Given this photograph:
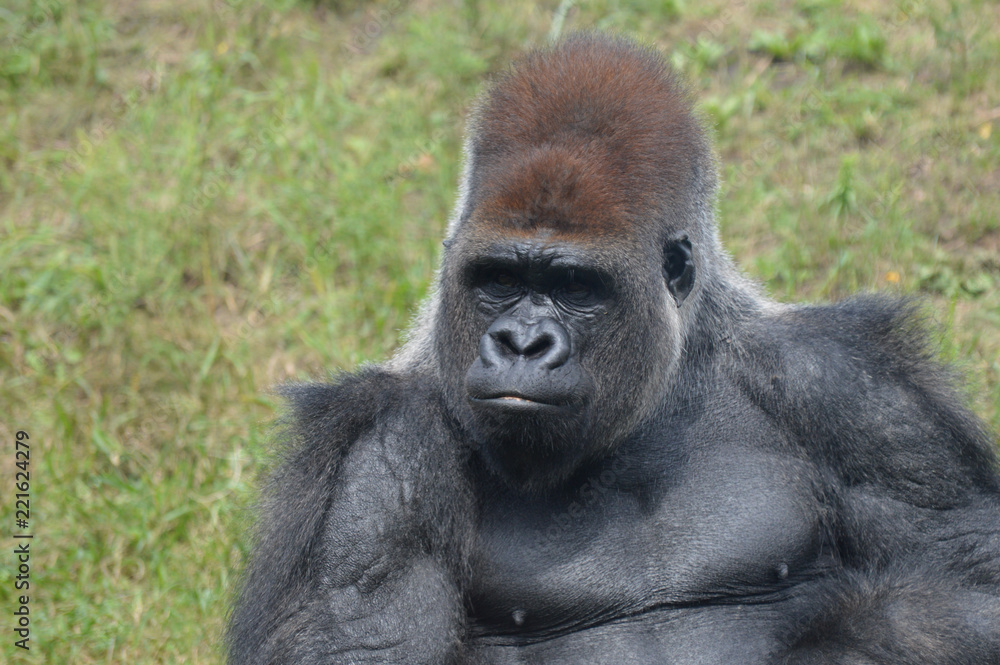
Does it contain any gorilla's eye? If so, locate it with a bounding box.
[494,271,519,289]
[556,276,601,308]
[478,269,523,300]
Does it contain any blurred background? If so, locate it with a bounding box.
[0,0,997,662]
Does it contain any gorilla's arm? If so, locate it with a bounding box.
[779,564,1000,664]
[226,371,472,665]
[736,296,1000,662]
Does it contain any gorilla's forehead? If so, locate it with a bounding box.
[470,145,655,239]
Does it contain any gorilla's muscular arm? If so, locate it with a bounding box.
[780,566,1000,664]
[737,297,1000,661]
[226,371,470,665]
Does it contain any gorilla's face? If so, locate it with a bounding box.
[436,232,695,492]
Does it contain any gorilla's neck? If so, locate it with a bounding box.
[679,249,764,360]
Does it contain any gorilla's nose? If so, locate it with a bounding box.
[483,318,571,369]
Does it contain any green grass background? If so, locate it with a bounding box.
[1,0,998,662]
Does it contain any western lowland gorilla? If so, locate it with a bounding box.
[227,34,1000,664]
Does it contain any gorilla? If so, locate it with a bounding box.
[227,34,1000,664]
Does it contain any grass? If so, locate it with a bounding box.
[0,0,997,662]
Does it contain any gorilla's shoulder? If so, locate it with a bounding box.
[270,366,449,485]
[740,295,934,381]
[732,295,999,503]
[280,366,436,434]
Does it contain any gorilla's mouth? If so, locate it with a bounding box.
[469,394,567,411]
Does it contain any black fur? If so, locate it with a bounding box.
[227,372,474,664]
[227,35,1000,664]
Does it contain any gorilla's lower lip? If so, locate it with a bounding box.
[469,395,568,411]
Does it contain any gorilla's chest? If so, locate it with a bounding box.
[467,446,826,637]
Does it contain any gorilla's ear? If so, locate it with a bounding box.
[663,237,695,307]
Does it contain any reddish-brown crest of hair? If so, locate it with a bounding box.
[466,33,711,241]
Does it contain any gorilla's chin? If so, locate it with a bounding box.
[468,403,595,493]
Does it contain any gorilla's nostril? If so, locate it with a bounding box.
[522,333,554,359]
[491,329,520,356]
[531,321,571,369]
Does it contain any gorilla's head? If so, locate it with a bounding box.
[427,35,720,492]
